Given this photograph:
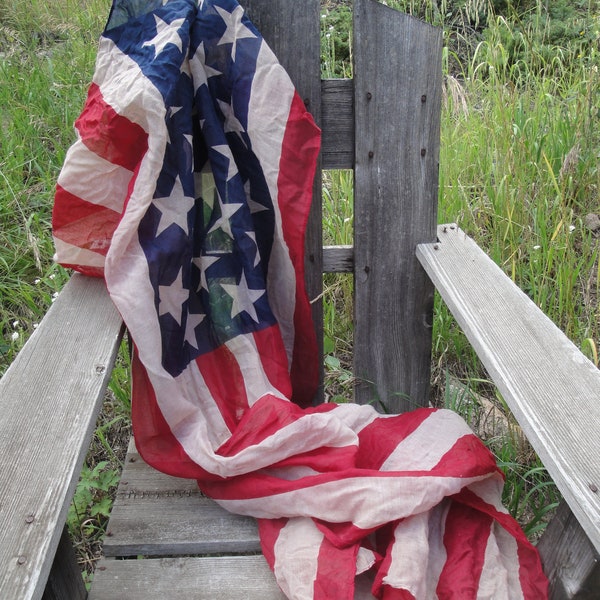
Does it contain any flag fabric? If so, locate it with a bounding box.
[52,0,548,598]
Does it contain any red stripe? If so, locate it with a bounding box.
[252,326,292,399]
[429,433,501,478]
[257,517,288,571]
[57,263,105,278]
[75,82,148,171]
[277,91,321,407]
[314,520,376,549]
[451,488,549,599]
[215,395,309,457]
[436,501,492,599]
[356,408,435,470]
[313,538,357,600]
[53,185,120,256]
[372,522,418,600]
[195,344,249,434]
[130,348,214,481]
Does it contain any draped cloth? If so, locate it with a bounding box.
[53,0,548,597]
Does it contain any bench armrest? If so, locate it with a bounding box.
[417,224,600,555]
[0,274,123,600]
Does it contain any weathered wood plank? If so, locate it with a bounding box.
[321,78,354,169]
[103,442,260,556]
[0,274,123,600]
[537,501,600,599]
[323,245,354,273]
[416,224,600,555]
[353,0,442,411]
[240,0,324,403]
[89,556,377,599]
[89,556,286,600]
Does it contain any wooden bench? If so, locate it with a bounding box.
[1,0,598,598]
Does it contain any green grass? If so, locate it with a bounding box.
[0,0,109,371]
[1,0,599,571]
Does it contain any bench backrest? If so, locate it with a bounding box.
[241,0,443,411]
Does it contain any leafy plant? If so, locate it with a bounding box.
[67,461,120,540]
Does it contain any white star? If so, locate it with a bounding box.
[189,42,221,93]
[221,272,265,322]
[215,5,256,61]
[143,15,185,58]
[243,179,269,213]
[192,254,220,292]
[153,176,195,237]
[212,144,238,181]
[158,267,188,326]
[217,99,246,139]
[184,310,205,349]
[245,231,261,267]
[207,192,243,239]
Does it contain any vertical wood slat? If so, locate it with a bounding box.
[240,0,324,402]
[537,501,600,600]
[353,0,442,411]
[42,526,86,600]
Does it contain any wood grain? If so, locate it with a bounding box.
[0,274,123,600]
[537,501,600,599]
[353,0,442,411]
[417,224,600,555]
[89,555,286,600]
[103,443,260,557]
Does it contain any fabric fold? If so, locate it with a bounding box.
[53,0,548,597]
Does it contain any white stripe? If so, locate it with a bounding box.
[225,334,289,406]
[477,522,524,600]
[273,518,323,600]
[58,139,133,213]
[217,473,497,528]
[383,512,430,597]
[380,409,473,472]
[93,37,165,130]
[247,41,297,367]
[329,402,383,435]
[171,360,232,450]
[382,501,449,598]
[53,238,106,268]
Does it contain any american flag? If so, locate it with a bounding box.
[53,0,548,597]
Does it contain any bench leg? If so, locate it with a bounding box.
[42,525,87,600]
[537,501,600,599]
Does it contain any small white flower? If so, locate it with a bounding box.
[12,320,19,329]
[49,273,56,280]
[569,225,576,232]
[11,332,19,342]
[33,323,39,329]
[533,245,541,250]
[34,278,41,285]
